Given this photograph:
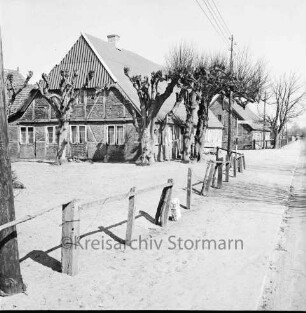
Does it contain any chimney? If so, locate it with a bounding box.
[107,34,120,48]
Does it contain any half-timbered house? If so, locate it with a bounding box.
[8,33,223,162]
[210,98,271,150]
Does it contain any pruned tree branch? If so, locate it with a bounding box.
[123,42,195,164]
[6,70,33,115]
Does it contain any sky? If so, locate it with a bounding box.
[0,0,305,127]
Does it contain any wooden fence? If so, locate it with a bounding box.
[0,146,246,278]
[187,146,246,199]
[0,179,174,276]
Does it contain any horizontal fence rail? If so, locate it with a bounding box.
[0,182,174,233]
[217,146,242,155]
[0,153,248,278]
[0,204,62,233]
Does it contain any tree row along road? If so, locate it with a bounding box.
[0,140,304,309]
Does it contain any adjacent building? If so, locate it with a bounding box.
[7,33,223,162]
[210,98,271,150]
[5,69,37,161]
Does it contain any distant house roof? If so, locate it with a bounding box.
[4,69,36,116]
[232,102,269,131]
[47,33,223,129]
[222,98,269,131]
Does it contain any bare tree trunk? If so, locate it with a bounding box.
[195,99,208,162]
[183,107,193,162]
[195,122,208,162]
[138,120,155,165]
[274,132,280,149]
[183,92,198,162]
[56,120,69,165]
[0,32,25,296]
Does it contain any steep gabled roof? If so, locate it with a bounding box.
[47,33,160,113]
[47,33,223,129]
[83,34,222,128]
[83,33,162,112]
[222,98,269,131]
[232,101,268,131]
[48,35,114,90]
[4,69,36,115]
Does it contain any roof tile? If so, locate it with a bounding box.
[4,69,35,115]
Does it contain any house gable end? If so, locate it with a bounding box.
[48,35,115,90]
[16,87,136,123]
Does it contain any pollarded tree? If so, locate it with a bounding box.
[6,70,33,116]
[194,55,227,161]
[194,51,268,160]
[262,73,305,148]
[229,51,267,107]
[167,53,227,162]
[5,70,33,188]
[124,43,194,165]
[37,69,107,164]
[165,44,199,162]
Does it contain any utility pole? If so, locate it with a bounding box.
[262,91,266,149]
[0,29,25,295]
[227,34,234,157]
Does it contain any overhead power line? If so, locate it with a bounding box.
[195,0,243,60]
[201,0,229,41]
[195,0,229,48]
[210,0,232,36]
[206,0,243,60]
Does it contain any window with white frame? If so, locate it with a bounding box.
[20,126,35,144]
[70,125,87,144]
[116,126,124,145]
[107,125,125,145]
[46,126,57,144]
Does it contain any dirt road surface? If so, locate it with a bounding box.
[258,140,306,310]
[0,141,304,310]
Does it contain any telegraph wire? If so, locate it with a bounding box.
[195,0,243,61]
[202,0,230,41]
[195,0,230,48]
[205,0,243,60]
[210,0,232,36]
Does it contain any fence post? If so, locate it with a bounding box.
[217,157,223,189]
[237,156,241,173]
[225,155,230,182]
[242,154,246,170]
[125,187,136,246]
[233,156,237,177]
[240,155,244,173]
[186,168,192,210]
[203,161,215,196]
[212,159,219,188]
[155,179,173,227]
[200,161,212,196]
[61,200,80,276]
